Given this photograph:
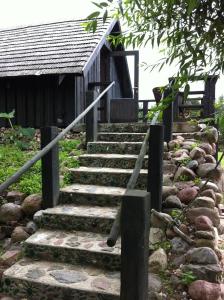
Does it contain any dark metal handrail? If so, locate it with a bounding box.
[0,81,115,194]
[107,109,160,247]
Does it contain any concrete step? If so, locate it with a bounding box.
[87,141,143,155]
[69,167,147,189]
[35,204,117,234]
[98,123,148,133]
[59,184,127,206]
[25,229,121,271]
[68,167,172,189]
[98,132,146,142]
[2,259,120,300]
[79,153,148,169]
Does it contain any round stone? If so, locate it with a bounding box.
[50,270,88,284]
[177,187,198,204]
[171,237,190,254]
[185,247,219,265]
[199,143,213,155]
[11,226,29,243]
[189,280,224,300]
[186,160,199,170]
[163,195,182,209]
[22,194,42,216]
[195,215,214,231]
[200,189,216,201]
[191,196,215,209]
[0,203,22,223]
[190,147,206,160]
[195,231,215,240]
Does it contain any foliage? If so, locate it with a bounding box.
[86,0,223,78]
[170,209,184,222]
[147,104,163,122]
[215,98,224,136]
[178,175,190,182]
[179,157,191,167]
[0,110,15,129]
[193,176,202,186]
[0,135,81,195]
[180,271,197,285]
[152,241,172,252]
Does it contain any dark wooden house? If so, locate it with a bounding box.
[0,19,138,127]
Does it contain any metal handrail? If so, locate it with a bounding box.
[107,109,161,247]
[0,81,115,194]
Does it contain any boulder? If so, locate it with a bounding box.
[173,149,189,158]
[200,181,219,192]
[162,186,178,200]
[182,264,222,283]
[21,194,42,216]
[171,237,190,254]
[186,207,220,227]
[215,193,223,205]
[201,127,219,144]
[11,226,29,243]
[148,273,162,293]
[149,228,166,246]
[196,163,222,181]
[150,211,173,229]
[204,155,216,164]
[199,143,213,155]
[185,247,219,265]
[195,216,214,231]
[195,238,216,249]
[168,139,181,150]
[0,203,22,223]
[175,181,196,190]
[188,280,224,300]
[200,189,216,201]
[177,187,198,204]
[163,195,182,209]
[195,231,215,240]
[25,221,37,235]
[172,153,190,164]
[6,191,26,204]
[174,166,196,181]
[0,249,21,267]
[163,163,177,174]
[190,147,206,160]
[182,141,198,151]
[191,196,215,209]
[186,160,199,170]
[148,248,168,272]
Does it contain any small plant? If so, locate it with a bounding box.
[152,241,172,252]
[178,174,189,181]
[173,144,181,151]
[180,271,197,285]
[179,157,191,167]
[194,176,202,186]
[0,109,15,129]
[189,142,199,150]
[187,119,198,126]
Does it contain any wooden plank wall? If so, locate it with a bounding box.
[0,75,76,128]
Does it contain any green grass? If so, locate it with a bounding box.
[0,138,81,195]
[218,152,224,167]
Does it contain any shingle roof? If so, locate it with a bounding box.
[0,18,114,77]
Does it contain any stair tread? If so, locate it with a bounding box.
[88,141,142,144]
[3,258,120,296]
[26,229,121,255]
[98,132,146,135]
[80,153,142,159]
[61,183,128,196]
[69,166,147,174]
[43,204,118,220]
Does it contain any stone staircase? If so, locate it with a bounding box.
[1,122,201,300]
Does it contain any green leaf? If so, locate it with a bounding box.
[183,84,190,101]
[0,109,15,119]
[87,11,101,19]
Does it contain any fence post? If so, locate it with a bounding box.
[120,190,150,300]
[162,88,173,143]
[203,75,218,118]
[86,90,98,144]
[143,101,148,122]
[41,126,59,209]
[148,124,164,211]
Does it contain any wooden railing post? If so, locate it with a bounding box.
[203,75,218,118]
[162,88,173,143]
[120,190,150,300]
[41,126,59,209]
[148,124,164,211]
[143,101,148,122]
[86,90,98,143]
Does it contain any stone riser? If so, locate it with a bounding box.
[79,155,148,169]
[98,133,146,142]
[2,276,119,300]
[59,191,121,206]
[87,142,143,155]
[69,169,148,189]
[99,123,148,133]
[24,243,121,271]
[38,214,115,234]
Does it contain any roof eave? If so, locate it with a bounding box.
[82,19,117,78]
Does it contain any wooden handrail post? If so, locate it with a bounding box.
[120,190,150,300]
[148,124,164,211]
[41,126,59,209]
[162,88,173,143]
[86,90,98,144]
